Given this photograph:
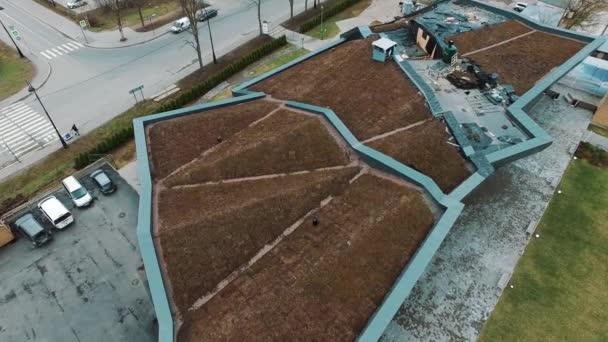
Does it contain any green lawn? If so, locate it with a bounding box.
[249,48,309,76]
[306,0,371,40]
[588,123,608,138]
[0,41,34,100]
[479,159,608,342]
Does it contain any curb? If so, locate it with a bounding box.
[3,54,53,106]
[10,0,171,50]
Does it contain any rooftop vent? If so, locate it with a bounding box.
[372,37,397,63]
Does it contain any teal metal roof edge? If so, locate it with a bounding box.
[133,93,272,342]
[134,118,174,342]
[357,202,464,342]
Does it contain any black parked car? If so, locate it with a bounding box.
[196,8,218,21]
[90,170,117,195]
[15,214,53,247]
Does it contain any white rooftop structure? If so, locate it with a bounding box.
[373,37,397,51]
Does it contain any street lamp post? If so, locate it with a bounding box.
[204,8,217,64]
[320,5,325,40]
[0,7,24,58]
[27,81,68,149]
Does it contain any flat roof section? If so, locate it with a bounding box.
[366,119,472,193]
[177,173,435,342]
[146,99,279,179]
[252,37,433,141]
[448,23,585,94]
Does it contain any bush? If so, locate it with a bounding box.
[575,142,608,167]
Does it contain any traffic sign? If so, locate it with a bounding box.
[128,85,144,94]
[79,20,88,28]
[8,25,20,41]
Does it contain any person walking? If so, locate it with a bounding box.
[71,124,80,137]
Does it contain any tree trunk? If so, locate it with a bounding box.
[314,0,317,9]
[194,33,203,69]
[138,7,145,27]
[289,0,293,18]
[305,0,308,11]
[257,1,263,35]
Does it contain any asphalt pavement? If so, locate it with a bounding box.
[0,0,306,180]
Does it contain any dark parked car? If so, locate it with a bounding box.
[15,214,52,247]
[91,170,116,195]
[196,8,218,21]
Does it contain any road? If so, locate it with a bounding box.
[0,0,306,178]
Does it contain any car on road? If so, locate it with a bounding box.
[15,214,53,247]
[67,0,87,9]
[196,8,218,22]
[62,175,93,208]
[514,2,528,12]
[91,170,117,195]
[171,17,191,33]
[38,196,74,229]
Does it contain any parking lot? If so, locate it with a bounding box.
[0,163,155,342]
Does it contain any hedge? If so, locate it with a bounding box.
[299,0,363,33]
[73,35,288,170]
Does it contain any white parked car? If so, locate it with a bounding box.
[38,196,74,229]
[171,17,191,33]
[62,175,93,208]
[67,0,87,9]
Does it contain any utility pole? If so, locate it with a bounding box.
[320,5,325,40]
[0,7,24,58]
[27,81,68,149]
[204,8,217,64]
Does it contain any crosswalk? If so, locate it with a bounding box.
[39,42,84,60]
[0,102,57,160]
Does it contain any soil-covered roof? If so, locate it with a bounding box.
[146,101,437,340]
[446,20,585,94]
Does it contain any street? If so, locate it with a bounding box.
[0,0,306,178]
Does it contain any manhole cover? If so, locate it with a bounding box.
[119,212,126,218]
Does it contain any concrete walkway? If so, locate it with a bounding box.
[271,0,402,51]
[118,160,141,194]
[583,130,608,151]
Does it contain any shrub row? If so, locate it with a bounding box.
[299,0,362,33]
[73,35,287,170]
[74,126,135,169]
[575,141,608,167]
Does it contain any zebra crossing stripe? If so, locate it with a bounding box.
[56,45,69,53]
[45,49,57,57]
[67,42,80,49]
[61,44,74,51]
[40,51,52,60]
[51,48,62,55]
[74,41,84,47]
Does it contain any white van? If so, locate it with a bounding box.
[62,176,93,208]
[171,17,190,33]
[38,196,74,229]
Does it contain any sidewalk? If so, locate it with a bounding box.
[7,0,171,48]
[270,0,402,51]
[583,130,608,151]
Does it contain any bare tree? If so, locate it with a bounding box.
[115,0,126,41]
[560,0,608,29]
[179,0,204,68]
[288,0,294,18]
[305,0,308,11]
[130,0,146,27]
[249,0,263,35]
